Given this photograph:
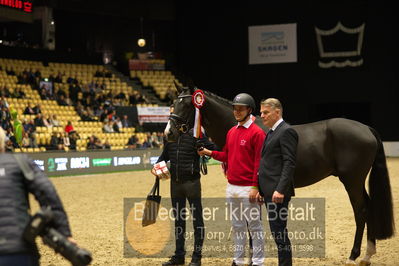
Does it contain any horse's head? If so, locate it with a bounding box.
[164,81,196,142]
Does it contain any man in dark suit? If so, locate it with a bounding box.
[257,98,298,266]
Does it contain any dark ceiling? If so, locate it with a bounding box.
[35,0,176,21]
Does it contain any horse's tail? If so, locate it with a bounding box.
[368,127,395,240]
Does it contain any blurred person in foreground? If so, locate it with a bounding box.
[0,127,76,265]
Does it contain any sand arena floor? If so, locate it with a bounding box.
[31,158,399,266]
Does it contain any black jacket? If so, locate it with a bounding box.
[0,154,71,255]
[258,121,298,198]
[157,132,216,182]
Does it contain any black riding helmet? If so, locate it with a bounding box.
[232,93,256,113]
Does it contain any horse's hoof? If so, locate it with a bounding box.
[345,259,356,266]
[359,260,371,266]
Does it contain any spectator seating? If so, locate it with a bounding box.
[130,70,181,100]
[0,58,139,105]
[1,58,142,152]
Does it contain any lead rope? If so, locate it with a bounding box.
[200,155,208,175]
[197,144,208,176]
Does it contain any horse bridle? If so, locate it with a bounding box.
[169,94,193,134]
[169,92,209,175]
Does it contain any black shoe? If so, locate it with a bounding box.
[162,256,185,266]
[188,259,201,266]
[188,254,201,266]
[231,261,237,266]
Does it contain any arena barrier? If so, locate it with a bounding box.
[383,142,399,157]
[28,149,222,177]
[29,149,164,177]
[27,142,396,177]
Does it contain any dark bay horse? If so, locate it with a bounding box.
[165,85,395,265]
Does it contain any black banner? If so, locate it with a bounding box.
[29,149,163,177]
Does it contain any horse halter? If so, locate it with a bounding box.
[169,94,192,134]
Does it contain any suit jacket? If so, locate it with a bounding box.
[258,121,298,198]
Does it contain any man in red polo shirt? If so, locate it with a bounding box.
[198,93,265,266]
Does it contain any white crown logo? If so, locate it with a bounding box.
[315,22,365,68]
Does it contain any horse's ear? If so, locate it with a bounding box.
[190,86,197,94]
[174,80,183,94]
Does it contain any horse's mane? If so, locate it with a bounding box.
[204,90,232,107]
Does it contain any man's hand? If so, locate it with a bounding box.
[198,147,212,156]
[256,192,264,204]
[150,167,159,178]
[68,237,77,245]
[272,191,284,203]
[249,188,258,203]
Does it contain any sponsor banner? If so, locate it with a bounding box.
[92,158,113,167]
[70,157,90,169]
[29,149,163,176]
[113,156,141,166]
[249,23,297,65]
[137,106,170,123]
[33,159,45,171]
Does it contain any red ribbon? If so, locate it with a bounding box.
[192,89,205,109]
